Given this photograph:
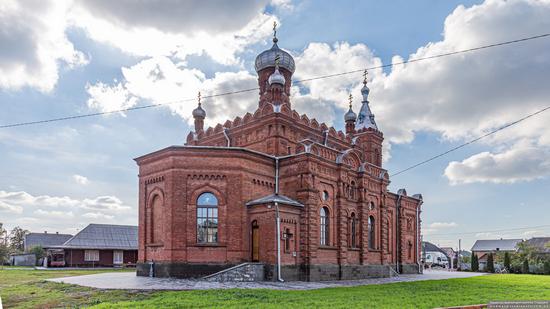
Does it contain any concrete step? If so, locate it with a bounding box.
[202,262,265,282]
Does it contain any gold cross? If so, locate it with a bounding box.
[273,21,277,37]
[197,91,201,106]
[348,93,353,108]
[363,70,368,84]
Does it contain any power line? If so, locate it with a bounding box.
[425,224,550,237]
[1,32,549,129]
[390,105,550,177]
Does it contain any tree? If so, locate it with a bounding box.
[8,226,28,253]
[28,245,45,262]
[487,253,495,273]
[504,252,511,271]
[544,260,550,275]
[471,253,479,272]
[0,223,8,265]
[522,259,530,274]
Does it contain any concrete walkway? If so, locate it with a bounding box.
[47,270,487,291]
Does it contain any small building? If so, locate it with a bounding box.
[45,224,138,267]
[9,253,36,266]
[24,232,73,251]
[471,238,522,270]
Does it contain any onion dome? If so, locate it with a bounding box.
[344,94,357,122]
[192,92,206,118]
[255,22,295,74]
[355,71,378,130]
[268,55,286,85]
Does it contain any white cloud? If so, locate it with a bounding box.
[70,1,277,65]
[82,212,114,220]
[87,56,258,127]
[34,209,74,218]
[429,222,458,229]
[0,0,88,92]
[0,190,130,212]
[0,200,22,214]
[72,174,89,185]
[445,142,550,184]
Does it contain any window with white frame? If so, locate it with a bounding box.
[84,250,99,262]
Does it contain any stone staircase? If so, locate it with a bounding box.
[202,263,265,282]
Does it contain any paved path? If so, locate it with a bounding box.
[47,270,487,291]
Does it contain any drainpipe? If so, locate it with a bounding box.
[274,157,284,282]
[322,130,329,146]
[395,192,404,274]
[416,200,423,274]
[223,128,231,147]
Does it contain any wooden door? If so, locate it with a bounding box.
[252,221,260,262]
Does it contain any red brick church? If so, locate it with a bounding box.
[135,30,423,281]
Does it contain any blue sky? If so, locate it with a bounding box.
[1,0,550,250]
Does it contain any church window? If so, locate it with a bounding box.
[320,207,330,246]
[368,216,376,249]
[197,192,218,243]
[322,190,329,201]
[350,213,357,248]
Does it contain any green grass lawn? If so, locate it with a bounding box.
[1,269,549,309]
[0,268,149,309]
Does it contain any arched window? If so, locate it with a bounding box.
[350,213,357,248]
[149,195,163,244]
[197,192,218,243]
[350,181,356,199]
[368,216,375,249]
[320,207,329,246]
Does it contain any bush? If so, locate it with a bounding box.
[504,252,511,271]
[487,253,495,273]
[522,259,530,274]
[543,260,550,275]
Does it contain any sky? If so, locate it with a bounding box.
[1,0,550,250]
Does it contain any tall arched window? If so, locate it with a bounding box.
[350,213,357,248]
[151,195,163,243]
[368,216,375,249]
[197,192,218,243]
[320,207,329,246]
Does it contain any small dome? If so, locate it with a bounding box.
[268,67,286,85]
[192,105,206,118]
[361,84,370,101]
[344,107,357,122]
[255,40,295,74]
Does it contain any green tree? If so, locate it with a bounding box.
[471,253,479,272]
[8,226,28,253]
[487,253,495,273]
[522,259,530,274]
[504,252,511,271]
[0,223,8,265]
[28,245,45,263]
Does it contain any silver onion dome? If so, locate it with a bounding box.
[192,105,206,118]
[255,39,295,74]
[344,107,357,122]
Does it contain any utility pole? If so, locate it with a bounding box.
[458,239,462,271]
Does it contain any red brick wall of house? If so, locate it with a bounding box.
[64,249,137,267]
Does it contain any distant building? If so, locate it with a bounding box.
[422,242,449,268]
[524,237,550,256]
[44,224,138,267]
[9,253,36,266]
[24,231,72,251]
[471,238,522,270]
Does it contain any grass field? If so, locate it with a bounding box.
[1,269,549,308]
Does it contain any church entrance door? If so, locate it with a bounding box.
[251,221,260,262]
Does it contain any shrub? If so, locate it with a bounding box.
[504,252,511,271]
[543,260,550,275]
[522,259,529,274]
